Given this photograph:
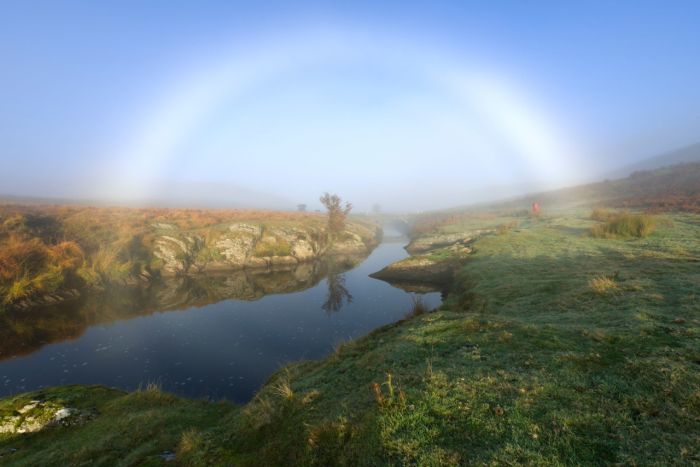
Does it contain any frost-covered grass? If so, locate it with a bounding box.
[1,209,698,465]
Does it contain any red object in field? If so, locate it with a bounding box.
[532,202,541,215]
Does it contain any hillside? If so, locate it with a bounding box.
[515,161,700,212]
[610,142,700,178]
[407,162,700,237]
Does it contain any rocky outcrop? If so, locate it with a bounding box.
[0,400,93,434]
[10,288,81,310]
[0,207,382,313]
[152,221,380,276]
[327,231,370,255]
[370,255,458,286]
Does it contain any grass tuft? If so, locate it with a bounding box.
[496,221,518,235]
[589,274,619,294]
[178,428,206,455]
[272,371,295,401]
[590,211,657,238]
[273,381,295,401]
[405,295,430,319]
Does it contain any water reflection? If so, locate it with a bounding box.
[322,271,353,314]
[0,240,442,402]
[0,255,364,361]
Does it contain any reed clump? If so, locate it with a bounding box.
[590,211,656,238]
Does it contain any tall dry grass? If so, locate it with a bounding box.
[589,211,657,238]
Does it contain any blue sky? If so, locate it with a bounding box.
[2,1,699,210]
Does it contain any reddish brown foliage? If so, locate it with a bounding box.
[0,203,317,307]
[319,193,352,234]
[0,236,49,282]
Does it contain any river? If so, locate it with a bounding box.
[0,237,441,403]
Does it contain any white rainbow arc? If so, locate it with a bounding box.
[97,28,582,202]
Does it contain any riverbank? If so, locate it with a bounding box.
[368,229,487,287]
[1,206,698,465]
[0,205,381,311]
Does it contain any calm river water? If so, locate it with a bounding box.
[0,237,441,403]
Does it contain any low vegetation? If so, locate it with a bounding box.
[1,166,698,465]
[404,294,431,319]
[1,205,697,465]
[588,272,620,295]
[0,205,373,311]
[589,210,657,238]
[0,235,83,305]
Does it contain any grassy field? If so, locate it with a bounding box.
[1,206,698,465]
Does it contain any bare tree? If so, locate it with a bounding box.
[319,193,352,235]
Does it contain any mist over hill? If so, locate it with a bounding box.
[1,180,295,211]
[609,142,700,179]
[4,142,700,214]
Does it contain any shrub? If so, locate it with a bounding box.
[0,236,51,304]
[0,236,84,305]
[319,193,352,235]
[590,212,656,238]
[496,221,518,235]
[51,241,84,271]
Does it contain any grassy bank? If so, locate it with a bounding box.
[1,205,698,465]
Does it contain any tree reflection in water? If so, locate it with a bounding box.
[321,272,353,314]
[0,255,368,360]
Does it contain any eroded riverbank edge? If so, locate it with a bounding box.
[369,228,494,292]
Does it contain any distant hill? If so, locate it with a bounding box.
[413,162,700,232]
[502,162,700,212]
[609,142,700,179]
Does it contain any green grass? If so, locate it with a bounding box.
[1,210,698,465]
[0,385,235,466]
